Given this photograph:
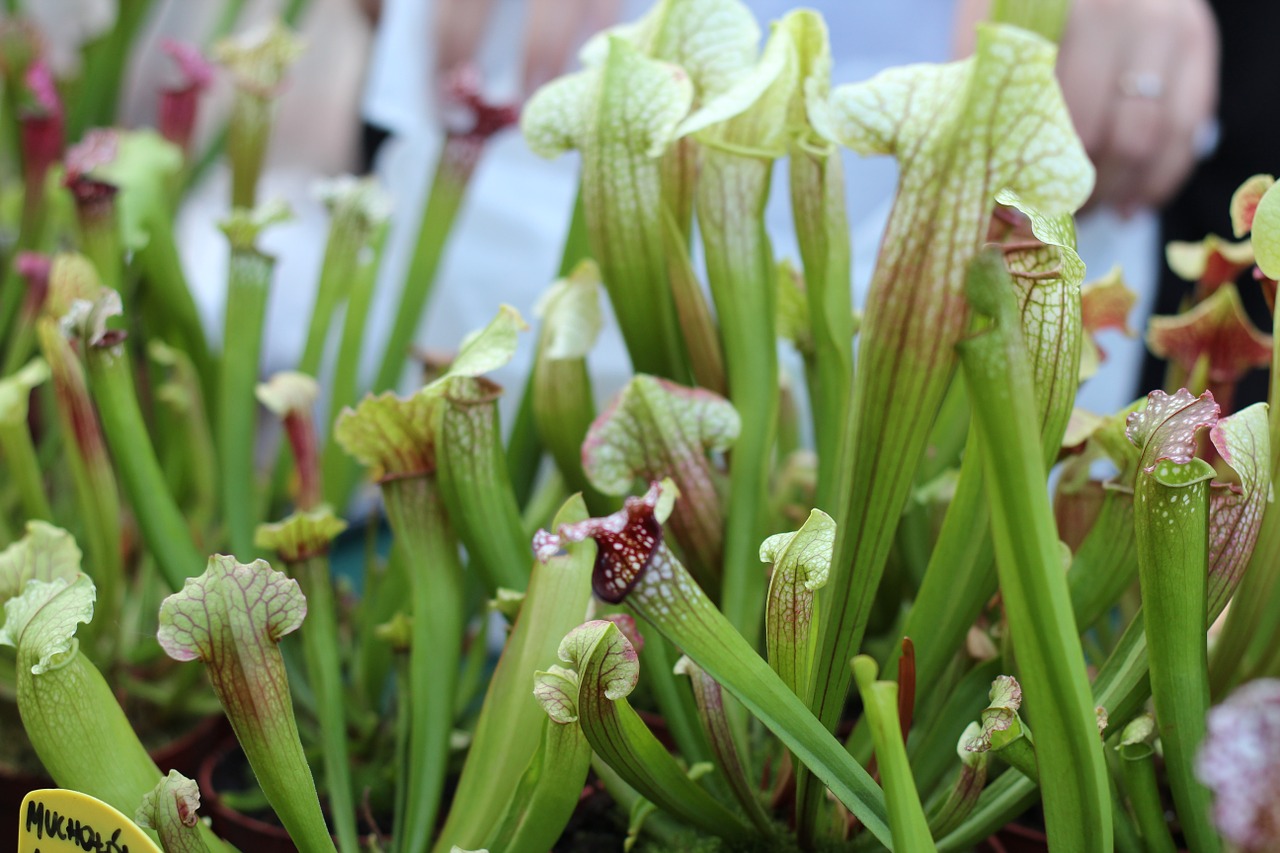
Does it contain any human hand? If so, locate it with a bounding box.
[954,0,1220,215]
[432,0,621,98]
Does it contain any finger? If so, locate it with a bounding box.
[522,0,587,95]
[1135,128,1197,209]
[1133,9,1219,206]
[1055,0,1126,157]
[580,0,622,41]
[950,0,991,58]
[1095,20,1181,211]
[433,0,496,76]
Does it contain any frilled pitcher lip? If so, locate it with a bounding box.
[533,482,665,603]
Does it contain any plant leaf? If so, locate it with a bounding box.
[215,20,305,98]
[1253,180,1280,278]
[533,666,581,725]
[90,130,184,252]
[0,574,94,674]
[995,189,1084,458]
[675,15,795,155]
[804,23,1093,793]
[438,495,595,852]
[522,37,693,380]
[1230,173,1274,238]
[762,508,833,698]
[449,304,529,378]
[534,260,603,360]
[534,484,664,603]
[43,253,103,319]
[254,506,348,563]
[556,619,752,841]
[313,173,394,233]
[333,389,438,480]
[0,357,49,425]
[1166,234,1255,289]
[582,375,737,588]
[964,676,1025,753]
[674,655,775,834]
[1126,388,1221,472]
[136,770,211,853]
[580,0,759,100]
[534,483,891,844]
[524,38,691,160]
[0,521,82,610]
[1147,284,1273,385]
[219,199,293,250]
[853,656,936,851]
[157,554,306,663]
[336,306,526,479]
[1206,403,1272,618]
[255,370,319,417]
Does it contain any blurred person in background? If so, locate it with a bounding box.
[361,0,1223,418]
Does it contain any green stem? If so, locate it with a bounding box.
[66,0,154,138]
[635,625,719,773]
[227,98,269,209]
[134,216,215,394]
[15,645,222,850]
[293,555,359,853]
[790,145,853,513]
[1117,742,1177,853]
[320,226,386,509]
[386,642,411,853]
[86,341,203,591]
[1212,512,1280,693]
[852,656,936,851]
[992,733,1039,782]
[219,247,273,559]
[73,192,124,296]
[1134,457,1219,853]
[662,210,727,396]
[957,250,1111,851]
[36,321,123,632]
[373,140,472,393]
[564,621,752,842]
[207,629,335,853]
[863,430,994,754]
[624,544,891,846]
[698,150,777,644]
[435,377,529,594]
[1066,489,1138,630]
[677,658,775,835]
[1209,296,1280,693]
[0,420,52,521]
[149,342,218,540]
[381,475,465,853]
[354,541,407,713]
[530,347,608,513]
[299,224,359,377]
[504,372,543,508]
[435,496,594,852]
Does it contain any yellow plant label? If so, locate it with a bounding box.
[17,789,161,853]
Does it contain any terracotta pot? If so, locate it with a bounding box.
[151,713,231,778]
[0,712,228,823]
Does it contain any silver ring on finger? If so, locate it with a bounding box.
[1117,69,1165,100]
